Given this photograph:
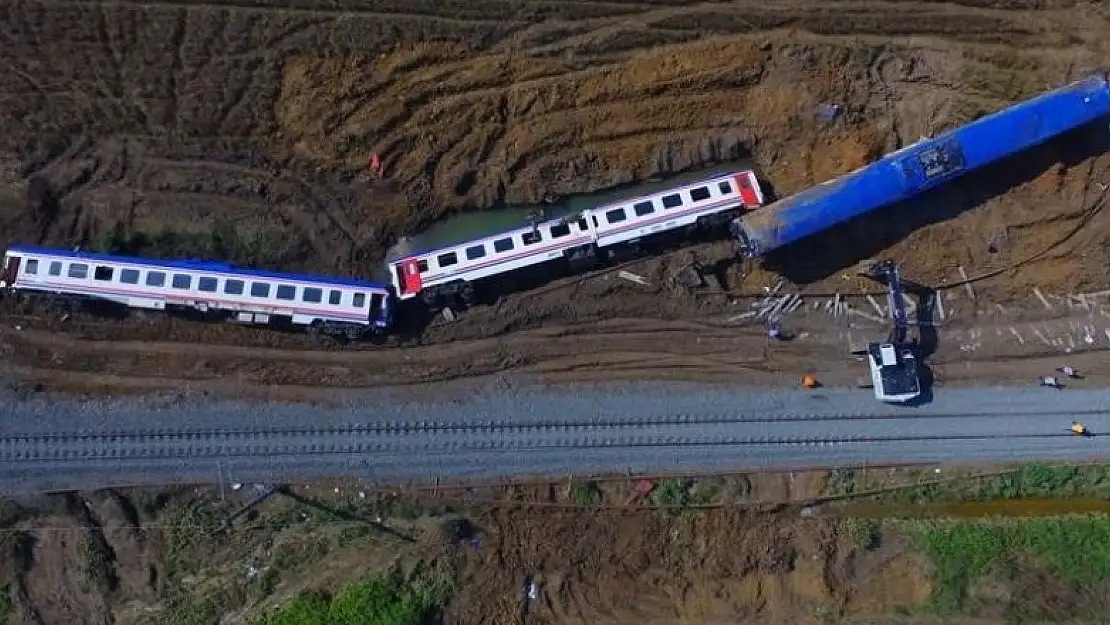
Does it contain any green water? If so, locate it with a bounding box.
[384,161,754,262]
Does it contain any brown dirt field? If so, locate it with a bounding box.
[2,0,1110,289]
[0,470,985,625]
[3,466,1109,625]
[1,0,1110,385]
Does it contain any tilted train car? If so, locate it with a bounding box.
[1,246,393,339]
[731,73,1110,257]
[388,169,764,308]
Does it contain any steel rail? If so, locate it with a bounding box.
[3,407,1110,440]
[0,429,1087,462]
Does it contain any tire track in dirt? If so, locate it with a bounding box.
[4,0,1109,401]
[32,0,524,25]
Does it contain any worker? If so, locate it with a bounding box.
[1056,365,1080,378]
[768,322,792,341]
[1038,376,1063,389]
[1071,421,1089,436]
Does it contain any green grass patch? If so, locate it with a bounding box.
[650,478,692,508]
[569,481,602,507]
[910,515,1110,613]
[842,518,881,552]
[0,585,11,625]
[827,464,1110,504]
[253,569,453,625]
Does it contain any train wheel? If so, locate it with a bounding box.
[460,283,475,308]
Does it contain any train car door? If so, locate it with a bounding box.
[735,173,763,207]
[2,255,19,286]
[399,258,422,295]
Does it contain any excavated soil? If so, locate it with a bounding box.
[0,477,935,625]
[3,0,1110,394]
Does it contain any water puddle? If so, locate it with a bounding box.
[384,160,754,262]
[825,498,1110,519]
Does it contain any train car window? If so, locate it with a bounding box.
[120,269,140,284]
[370,293,384,317]
[493,237,514,253]
[522,230,541,245]
[577,218,589,231]
[690,186,711,201]
[25,259,38,274]
[171,274,191,289]
[465,245,486,260]
[417,260,429,273]
[94,266,113,281]
[198,277,218,292]
[276,285,296,300]
[661,194,682,209]
[605,208,627,224]
[633,201,654,217]
[49,261,62,276]
[146,271,166,287]
[67,263,88,279]
[718,181,732,194]
[437,252,458,267]
[550,223,571,238]
[329,290,342,305]
[250,282,270,298]
[225,279,244,295]
[353,293,366,308]
[303,287,323,303]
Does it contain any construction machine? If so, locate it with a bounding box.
[852,260,923,404]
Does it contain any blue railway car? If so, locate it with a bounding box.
[732,73,1110,257]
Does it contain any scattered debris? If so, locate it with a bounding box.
[865,294,885,317]
[933,291,946,320]
[957,266,975,300]
[617,270,650,286]
[442,307,456,322]
[1034,287,1053,310]
[814,103,840,122]
[674,263,705,289]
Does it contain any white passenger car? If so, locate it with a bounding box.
[387,170,764,306]
[1,246,393,338]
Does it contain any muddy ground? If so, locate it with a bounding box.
[0,467,1047,625]
[3,465,1110,625]
[3,0,1110,396]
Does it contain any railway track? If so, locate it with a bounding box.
[1,410,1101,463]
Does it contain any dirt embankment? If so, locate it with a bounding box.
[1,0,1110,399]
[2,0,1110,296]
[0,474,927,625]
[4,467,1110,625]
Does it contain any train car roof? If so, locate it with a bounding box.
[7,245,390,290]
[386,170,750,262]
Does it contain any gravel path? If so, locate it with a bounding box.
[1,381,1109,494]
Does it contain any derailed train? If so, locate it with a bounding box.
[730,73,1110,257]
[1,170,765,339]
[5,73,1110,341]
